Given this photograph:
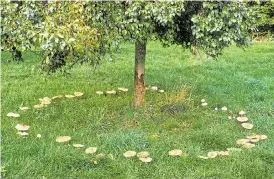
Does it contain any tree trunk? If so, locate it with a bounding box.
[134,39,147,107]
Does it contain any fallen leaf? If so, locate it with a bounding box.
[85,147,97,154]
[56,136,71,143]
[7,112,20,118]
[15,124,30,131]
[168,149,183,156]
[123,151,136,158]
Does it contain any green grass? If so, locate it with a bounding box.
[1,41,274,179]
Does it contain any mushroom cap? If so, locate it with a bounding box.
[85,147,97,154]
[52,95,63,100]
[228,116,232,119]
[137,151,150,158]
[218,151,229,156]
[123,151,136,158]
[168,149,183,156]
[74,92,84,97]
[207,151,218,158]
[96,91,104,95]
[65,95,75,98]
[221,106,228,111]
[34,104,44,108]
[241,123,253,130]
[95,153,105,159]
[15,124,30,131]
[39,97,51,105]
[242,143,255,149]
[7,112,20,118]
[139,157,152,163]
[237,116,248,122]
[247,135,260,139]
[239,110,246,115]
[17,131,29,136]
[250,138,260,143]
[201,99,206,103]
[227,147,242,152]
[37,134,42,138]
[151,86,158,91]
[118,88,129,92]
[201,102,208,106]
[198,156,208,159]
[107,153,114,160]
[236,138,250,145]
[106,90,116,94]
[19,107,30,111]
[259,135,267,140]
[73,144,85,148]
[159,90,165,93]
[56,136,71,143]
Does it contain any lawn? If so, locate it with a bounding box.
[1,41,274,179]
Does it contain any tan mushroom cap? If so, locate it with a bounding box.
[39,97,51,105]
[198,156,208,159]
[15,124,30,131]
[118,88,129,92]
[7,112,20,118]
[95,153,105,159]
[239,110,246,115]
[168,149,183,156]
[73,144,85,148]
[207,151,218,158]
[56,136,71,143]
[37,134,42,138]
[137,151,150,158]
[17,131,29,136]
[159,90,165,93]
[123,151,136,158]
[242,143,255,149]
[85,147,97,154]
[19,106,30,111]
[151,86,158,91]
[52,95,63,100]
[201,99,206,103]
[237,116,248,122]
[201,102,208,106]
[241,123,253,130]
[250,138,260,143]
[221,106,228,111]
[34,104,44,108]
[218,151,229,156]
[236,138,250,145]
[259,135,267,140]
[74,92,84,97]
[247,134,260,139]
[96,91,104,95]
[139,157,152,163]
[65,95,75,98]
[106,90,116,94]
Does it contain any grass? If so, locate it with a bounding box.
[1,41,274,178]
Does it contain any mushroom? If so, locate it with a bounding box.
[96,91,104,95]
[7,112,20,118]
[168,149,183,156]
[17,131,29,136]
[207,151,218,158]
[218,151,229,156]
[56,136,71,143]
[239,110,246,116]
[65,95,75,98]
[73,144,85,148]
[241,123,253,130]
[159,90,165,93]
[259,135,267,140]
[118,88,129,92]
[106,90,116,95]
[198,156,208,159]
[227,147,242,152]
[201,102,208,106]
[236,139,250,145]
[85,147,97,154]
[39,97,51,105]
[52,95,63,100]
[95,153,105,159]
[107,153,114,160]
[74,92,84,97]
[151,86,158,91]
[123,151,136,158]
[34,104,44,108]
[237,116,248,122]
[221,106,228,111]
[15,124,30,131]
[37,134,42,138]
[139,157,152,163]
[201,99,206,103]
[19,107,30,111]
[137,151,150,158]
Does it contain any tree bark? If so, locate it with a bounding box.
[134,39,146,107]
